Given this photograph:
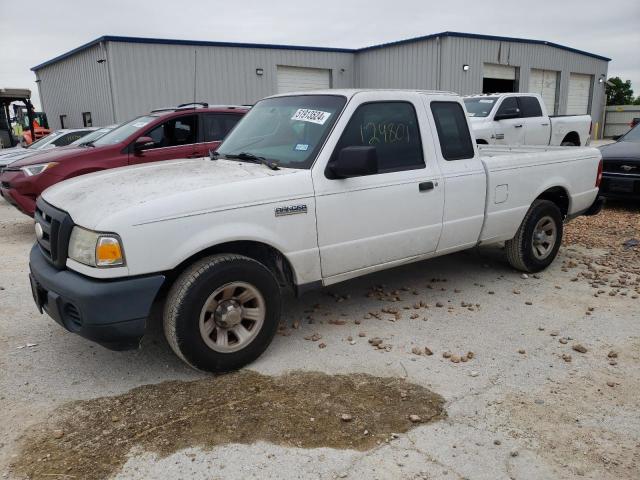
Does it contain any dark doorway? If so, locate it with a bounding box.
[482,78,517,94]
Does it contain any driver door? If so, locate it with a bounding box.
[312,92,444,281]
[129,114,198,165]
[493,97,525,145]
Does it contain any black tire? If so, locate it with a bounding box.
[561,141,577,146]
[505,200,563,272]
[163,254,281,372]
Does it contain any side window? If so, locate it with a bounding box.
[144,115,197,149]
[52,131,90,146]
[495,97,520,117]
[202,114,241,142]
[332,102,424,173]
[518,96,543,118]
[430,102,475,161]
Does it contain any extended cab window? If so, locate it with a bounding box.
[332,102,424,173]
[430,102,475,160]
[518,96,543,118]
[146,115,197,149]
[202,114,241,142]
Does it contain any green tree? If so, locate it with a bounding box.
[605,77,634,105]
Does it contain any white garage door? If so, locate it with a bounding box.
[483,63,516,80]
[277,66,331,94]
[529,69,558,114]
[567,73,592,115]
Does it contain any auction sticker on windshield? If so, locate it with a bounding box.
[291,109,331,125]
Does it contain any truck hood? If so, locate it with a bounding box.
[42,158,310,230]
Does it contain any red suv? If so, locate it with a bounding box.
[0,103,248,216]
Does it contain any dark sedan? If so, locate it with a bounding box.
[598,123,640,200]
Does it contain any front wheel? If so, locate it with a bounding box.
[505,200,563,272]
[163,254,281,372]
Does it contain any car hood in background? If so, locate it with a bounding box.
[598,140,640,162]
[7,145,101,168]
[42,158,311,230]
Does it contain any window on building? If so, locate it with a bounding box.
[145,115,197,149]
[430,102,475,161]
[59,115,67,129]
[202,114,242,142]
[518,96,543,118]
[82,112,92,127]
[332,102,425,173]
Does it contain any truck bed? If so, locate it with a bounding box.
[476,145,601,245]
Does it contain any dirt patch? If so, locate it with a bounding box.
[11,370,445,479]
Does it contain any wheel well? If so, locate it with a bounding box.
[561,131,580,146]
[165,241,296,294]
[536,187,569,218]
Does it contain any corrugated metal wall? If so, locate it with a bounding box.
[604,105,640,137]
[107,42,354,121]
[35,44,114,130]
[439,36,608,128]
[354,38,440,90]
[354,35,608,134]
[34,36,609,136]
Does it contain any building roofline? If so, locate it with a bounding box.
[359,31,611,61]
[30,31,611,71]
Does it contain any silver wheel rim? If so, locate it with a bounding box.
[531,215,557,260]
[199,281,265,353]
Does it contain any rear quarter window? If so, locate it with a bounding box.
[519,96,543,118]
[430,102,475,160]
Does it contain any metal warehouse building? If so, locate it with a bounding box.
[32,31,610,136]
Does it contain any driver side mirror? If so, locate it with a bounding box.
[494,108,520,121]
[133,136,155,153]
[327,146,379,179]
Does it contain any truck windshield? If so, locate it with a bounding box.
[92,116,156,146]
[463,97,498,117]
[216,95,346,169]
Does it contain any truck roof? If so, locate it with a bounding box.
[268,89,458,99]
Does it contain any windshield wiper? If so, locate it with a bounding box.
[80,141,95,147]
[218,151,279,170]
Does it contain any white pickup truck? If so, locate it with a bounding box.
[464,93,592,147]
[29,89,604,372]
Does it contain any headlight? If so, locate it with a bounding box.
[68,227,125,267]
[21,162,58,176]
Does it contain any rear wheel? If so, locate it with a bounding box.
[163,254,281,372]
[505,200,563,272]
[561,141,578,146]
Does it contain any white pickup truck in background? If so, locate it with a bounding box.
[29,89,604,373]
[464,93,592,147]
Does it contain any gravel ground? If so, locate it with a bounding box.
[0,196,638,480]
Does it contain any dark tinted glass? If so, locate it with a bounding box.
[519,96,543,117]
[333,102,424,173]
[430,102,475,161]
[52,130,91,146]
[202,114,242,142]
[145,115,197,149]
[496,97,520,116]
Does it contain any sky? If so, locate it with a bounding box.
[1,0,639,110]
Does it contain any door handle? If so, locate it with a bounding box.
[514,124,523,128]
[419,181,435,192]
[541,123,549,126]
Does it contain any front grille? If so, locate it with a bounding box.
[34,198,74,269]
